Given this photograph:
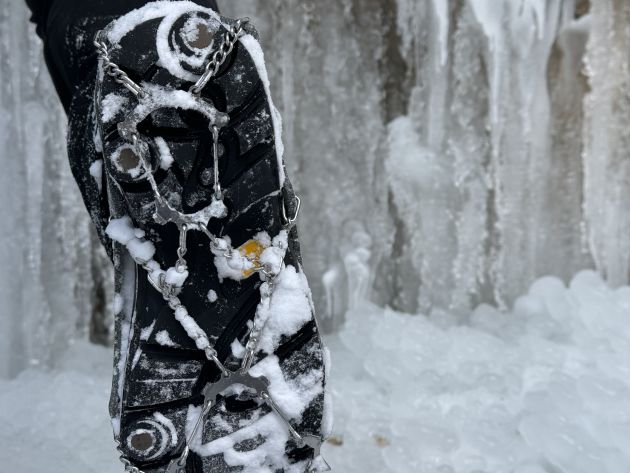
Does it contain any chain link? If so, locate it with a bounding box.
[94,31,145,98]
[117,443,145,473]
[190,19,248,95]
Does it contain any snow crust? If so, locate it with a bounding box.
[2,271,628,473]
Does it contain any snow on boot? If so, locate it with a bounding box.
[93,3,331,471]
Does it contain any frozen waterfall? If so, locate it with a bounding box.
[222,0,614,323]
[0,0,628,374]
[0,2,112,377]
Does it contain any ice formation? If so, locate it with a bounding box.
[220,0,626,327]
[0,1,113,377]
[2,271,629,472]
[327,270,630,473]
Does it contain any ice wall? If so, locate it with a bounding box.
[221,0,618,326]
[0,2,112,377]
[582,0,630,287]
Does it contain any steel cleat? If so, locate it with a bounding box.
[202,371,271,407]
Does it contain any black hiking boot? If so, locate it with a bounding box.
[93,3,331,472]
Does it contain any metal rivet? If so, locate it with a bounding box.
[129,431,155,451]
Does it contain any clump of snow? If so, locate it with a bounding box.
[140,321,156,341]
[154,137,174,170]
[231,338,246,358]
[209,196,228,219]
[165,266,189,288]
[207,289,218,303]
[106,216,212,352]
[259,230,288,276]
[254,231,272,247]
[89,159,103,192]
[212,236,252,282]
[101,93,128,123]
[255,265,313,355]
[155,330,177,347]
[106,216,156,263]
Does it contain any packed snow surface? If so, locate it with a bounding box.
[1,271,629,473]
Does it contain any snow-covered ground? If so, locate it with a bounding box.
[1,270,628,473]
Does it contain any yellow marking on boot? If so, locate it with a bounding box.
[238,239,267,278]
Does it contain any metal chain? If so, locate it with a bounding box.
[94,18,248,99]
[94,31,145,98]
[190,19,248,95]
[116,443,144,473]
[211,125,222,199]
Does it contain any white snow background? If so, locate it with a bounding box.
[1,1,630,472]
[2,271,630,473]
